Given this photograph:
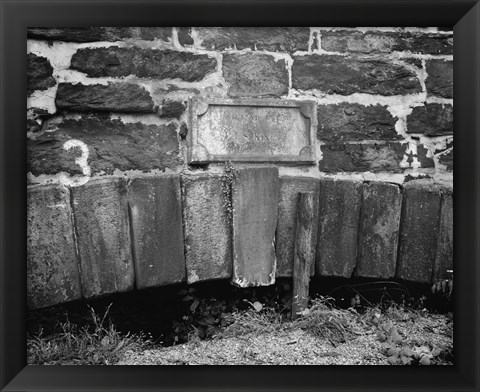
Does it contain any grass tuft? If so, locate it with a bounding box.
[27,304,153,365]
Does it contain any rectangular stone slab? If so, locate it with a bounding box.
[356,182,402,278]
[27,185,81,309]
[71,178,134,298]
[188,98,316,164]
[276,177,319,277]
[181,174,232,283]
[316,178,362,277]
[396,184,442,283]
[432,189,453,281]
[232,167,279,287]
[127,175,186,289]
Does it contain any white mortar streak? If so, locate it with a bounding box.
[28,86,57,113]
[171,27,181,49]
[308,28,317,52]
[289,91,427,107]
[317,27,445,33]
[27,166,185,187]
[426,97,454,105]
[109,113,173,126]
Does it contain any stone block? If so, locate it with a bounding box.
[292,55,421,95]
[27,108,50,133]
[71,178,134,298]
[438,149,453,171]
[317,103,399,143]
[27,185,81,309]
[28,27,172,42]
[396,184,442,283]
[177,28,194,45]
[415,144,435,169]
[316,179,362,277]
[70,47,216,82]
[356,182,402,278]
[276,177,319,277]
[27,53,55,96]
[432,190,453,280]
[181,174,232,283]
[193,27,310,52]
[407,104,453,136]
[27,114,181,176]
[232,167,279,286]
[56,83,156,113]
[321,31,453,55]
[158,98,187,118]
[319,142,406,173]
[223,53,288,97]
[425,60,453,98]
[127,175,186,289]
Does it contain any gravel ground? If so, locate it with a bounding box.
[117,310,452,366]
[118,329,387,365]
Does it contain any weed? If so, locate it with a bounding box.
[27,304,152,365]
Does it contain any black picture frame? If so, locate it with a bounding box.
[1,0,479,391]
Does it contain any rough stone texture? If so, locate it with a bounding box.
[181,174,232,283]
[70,47,216,82]
[276,177,319,278]
[319,142,406,173]
[27,115,181,176]
[223,53,288,97]
[27,185,81,309]
[438,149,453,171]
[177,28,194,46]
[355,182,402,278]
[127,175,186,289]
[71,178,134,298]
[55,83,156,113]
[27,108,50,133]
[179,122,188,139]
[317,103,399,143]
[27,27,172,42]
[407,104,453,136]
[292,55,421,95]
[396,184,442,283]
[404,173,433,183]
[231,167,279,287]
[425,60,453,98]
[404,58,423,69]
[415,144,435,168]
[432,190,453,281]
[193,27,310,53]
[27,53,55,96]
[321,31,453,55]
[158,98,187,118]
[316,179,362,277]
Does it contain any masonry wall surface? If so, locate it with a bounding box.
[26,27,453,309]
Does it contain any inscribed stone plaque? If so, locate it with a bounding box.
[188,98,316,164]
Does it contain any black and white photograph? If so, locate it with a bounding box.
[24,26,456,366]
[3,0,480,389]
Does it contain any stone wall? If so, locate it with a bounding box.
[26,27,453,309]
